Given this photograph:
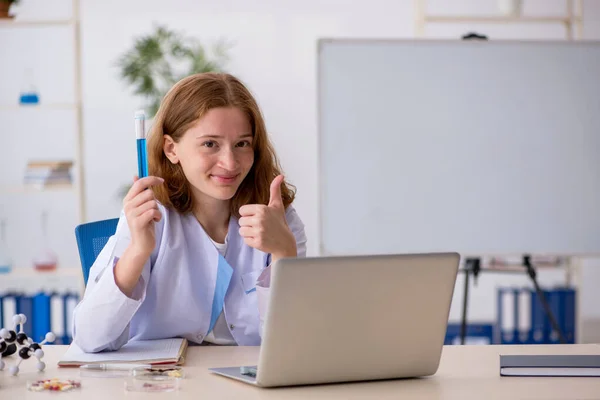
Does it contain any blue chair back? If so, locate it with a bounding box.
[75,218,119,285]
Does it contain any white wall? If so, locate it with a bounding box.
[80,0,600,251]
[79,0,600,329]
[2,0,599,339]
[80,0,416,246]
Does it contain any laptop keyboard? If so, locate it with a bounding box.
[240,366,257,377]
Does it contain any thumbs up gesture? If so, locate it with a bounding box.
[238,175,297,262]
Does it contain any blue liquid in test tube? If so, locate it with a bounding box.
[135,110,148,178]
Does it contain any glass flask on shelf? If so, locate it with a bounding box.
[19,68,40,105]
[33,210,58,271]
[0,218,12,274]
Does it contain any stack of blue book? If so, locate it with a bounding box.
[445,323,494,345]
[496,287,576,344]
[0,291,79,344]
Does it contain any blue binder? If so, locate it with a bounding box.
[497,287,519,344]
[61,293,70,344]
[62,292,79,344]
[32,292,51,343]
[530,289,549,344]
[561,288,576,344]
[445,323,494,345]
[15,294,34,337]
[0,292,4,329]
[0,290,80,345]
[547,287,575,344]
[516,288,532,344]
[498,285,577,345]
[2,292,18,328]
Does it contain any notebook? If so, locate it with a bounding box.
[500,354,600,377]
[57,338,188,367]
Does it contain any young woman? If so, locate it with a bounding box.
[72,73,307,352]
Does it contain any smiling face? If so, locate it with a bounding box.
[163,106,255,203]
[148,73,295,218]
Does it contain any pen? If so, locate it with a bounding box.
[135,110,148,178]
[80,363,152,371]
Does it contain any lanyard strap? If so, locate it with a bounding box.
[208,254,234,333]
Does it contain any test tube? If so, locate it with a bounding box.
[135,110,148,178]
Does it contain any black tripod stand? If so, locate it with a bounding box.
[459,255,567,345]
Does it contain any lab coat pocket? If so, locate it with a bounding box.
[241,270,262,295]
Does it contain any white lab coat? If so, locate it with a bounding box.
[71,202,307,352]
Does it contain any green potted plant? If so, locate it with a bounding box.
[0,0,19,19]
[116,24,231,117]
[115,24,231,199]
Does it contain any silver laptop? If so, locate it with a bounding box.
[209,252,460,387]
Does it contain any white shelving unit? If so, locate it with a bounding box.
[0,0,85,286]
[0,103,77,110]
[0,267,83,296]
[414,0,585,40]
[0,184,76,195]
[412,0,589,343]
[0,0,85,219]
[0,18,73,26]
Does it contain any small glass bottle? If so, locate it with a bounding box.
[19,68,40,105]
[33,210,58,271]
[0,218,12,274]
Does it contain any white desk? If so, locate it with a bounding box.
[1,344,599,399]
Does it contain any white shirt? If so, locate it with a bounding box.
[203,236,237,345]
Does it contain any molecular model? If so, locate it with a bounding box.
[0,314,56,376]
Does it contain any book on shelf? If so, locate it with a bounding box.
[23,160,73,188]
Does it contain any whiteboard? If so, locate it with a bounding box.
[318,39,600,256]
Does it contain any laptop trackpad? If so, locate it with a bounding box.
[209,366,258,385]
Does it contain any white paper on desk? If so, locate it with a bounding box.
[58,338,185,366]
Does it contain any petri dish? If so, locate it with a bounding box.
[125,366,184,393]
